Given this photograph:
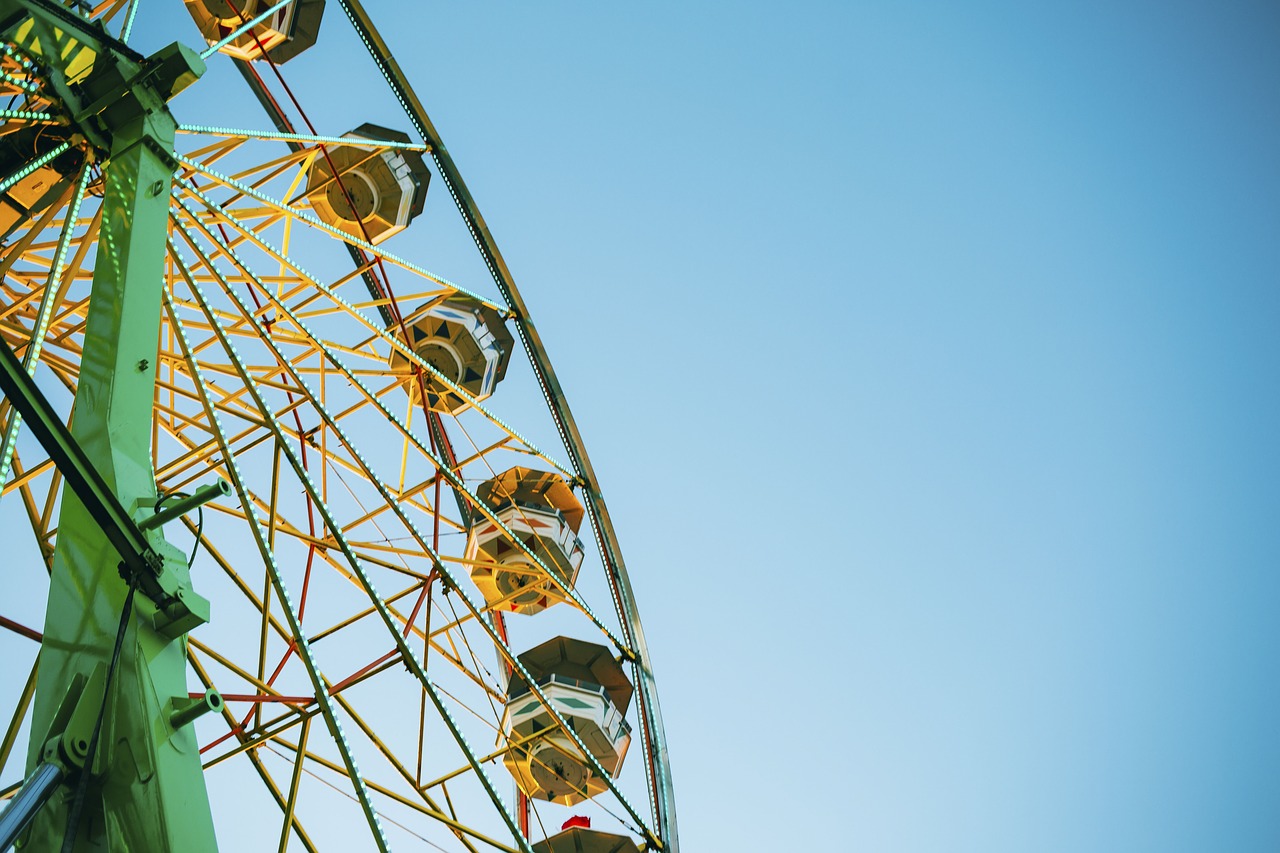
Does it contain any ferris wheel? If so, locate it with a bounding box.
[0,2,677,851]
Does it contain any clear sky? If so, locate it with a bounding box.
[4,2,1277,851]
[386,2,1280,850]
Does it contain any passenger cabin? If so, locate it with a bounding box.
[387,294,513,414]
[0,127,83,242]
[466,467,585,615]
[303,123,429,244]
[532,823,641,853]
[183,0,324,63]
[502,637,633,805]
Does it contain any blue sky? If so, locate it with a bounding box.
[389,2,1280,850]
[3,1,1276,850]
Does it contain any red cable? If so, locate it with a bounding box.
[205,8,469,745]
[182,171,317,730]
[230,3,465,490]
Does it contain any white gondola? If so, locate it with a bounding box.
[303,123,430,244]
[388,294,514,414]
[467,467,585,615]
[183,0,324,63]
[502,638,633,806]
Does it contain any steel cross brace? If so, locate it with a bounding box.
[0,333,165,591]
[0,335,224,618]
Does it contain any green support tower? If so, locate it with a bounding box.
[0,3,219,849]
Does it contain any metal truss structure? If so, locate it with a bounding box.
[0,2,677,851]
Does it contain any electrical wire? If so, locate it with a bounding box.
[189,504,205,569]
[154,491,206,569]
[60,577,137,853]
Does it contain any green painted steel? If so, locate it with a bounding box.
[1,3,218,849]
[0,333,161,587]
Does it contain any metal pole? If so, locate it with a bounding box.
[0,334,163,582]
[0,763,63,852]
[138,480,231,531]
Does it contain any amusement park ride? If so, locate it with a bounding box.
[0,1,676,850]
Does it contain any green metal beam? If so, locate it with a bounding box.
[1,3,220,850]
[228,54,474,529]
[0,333,162,583]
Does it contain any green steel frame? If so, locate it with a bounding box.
[0,333,161,592]
[0,2,217,849]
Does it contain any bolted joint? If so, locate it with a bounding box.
[34,664,108,776]
[152,583,211,640]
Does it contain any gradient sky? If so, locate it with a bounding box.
[5,1,1277,851]
[381,2,1280,850]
